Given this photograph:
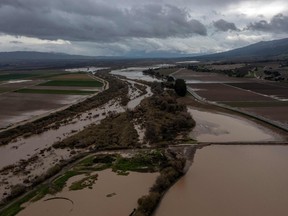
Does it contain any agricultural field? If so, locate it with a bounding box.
[174,68,288,129]
[0,70,103,130]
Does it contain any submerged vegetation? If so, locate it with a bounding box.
[0,150,182,216]
[54,111,139,149]
[133,91,195,145]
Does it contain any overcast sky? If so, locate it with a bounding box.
[0,0,287,56]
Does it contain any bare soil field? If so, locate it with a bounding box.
[242,106,288,128]
[174,69,254,83]
[0,80,44,90]
[174,68,288,130]
[207,64,245,70]
[226,82,288,100]
[28,85,100,91]
[0,93,83,129]
[189,83,277,102]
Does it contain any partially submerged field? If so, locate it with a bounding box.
[174,68,288,129]
[0,71,103,130]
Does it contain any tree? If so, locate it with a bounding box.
[174,79,187,96]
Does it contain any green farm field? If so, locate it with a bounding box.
[15,89,97,95]
[0,70,104,129]
[39,80,103,87]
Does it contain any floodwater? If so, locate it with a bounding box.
[126,79,153,110]
[110,64,173,82]
[0,79,152,169]
[188,107,281,142]
[65,67,110,73]
[0,79,153,201]
[0,100,124,169]
[155,145,288,216]
[111,67,159,82]
[18,169,158,216]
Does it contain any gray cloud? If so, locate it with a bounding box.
[0,1,207,42]
[9,41,23,44]
[213,19,238,31]
[248,14,288,33]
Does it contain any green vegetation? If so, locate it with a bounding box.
[33,72,71,79]
[51,171,80,193]
[112,151,166,174]
[39,80,103,87]
[69,174,98,191]
[15,89,96,95]
[174,79,187,96]
[0,73,35,81]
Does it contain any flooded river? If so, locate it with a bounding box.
[18,169,158,216]
[155,145,288,216]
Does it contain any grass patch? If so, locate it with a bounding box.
[51,170,81,193]
[39,80,103,87]
[50,73,92,81]
[112,151,166,173]
[35,72,71,79]
[69,174,98,191]
[15,89,96,95]
[0,73,35,81]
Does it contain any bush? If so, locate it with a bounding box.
[137,192,161,215]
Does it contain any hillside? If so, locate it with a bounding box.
[193,38,288,61]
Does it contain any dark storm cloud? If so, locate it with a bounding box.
[248,14,288,33]
[213,19,238,32]
[0,0,207,42]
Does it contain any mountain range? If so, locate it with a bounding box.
[0,38,288,64]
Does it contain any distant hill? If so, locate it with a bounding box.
[193,38,288,61]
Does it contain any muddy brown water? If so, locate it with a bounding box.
[0,100,124,169]
[18,169,158,216]
[188,107,283,142]
[155,145,288,216]
[0,80,152,169]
